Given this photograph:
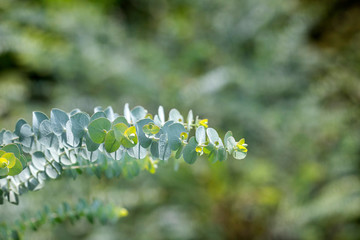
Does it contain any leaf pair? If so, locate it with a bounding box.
[0,144,24,177]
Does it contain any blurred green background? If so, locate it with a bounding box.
[1,0,360,239]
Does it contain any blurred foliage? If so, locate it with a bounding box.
[0,0,360,239]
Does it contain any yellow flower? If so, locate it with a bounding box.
[236,138,248,153]
[199,119,208,128]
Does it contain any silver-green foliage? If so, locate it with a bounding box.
[0,198,128,240]
[0,104,248,205]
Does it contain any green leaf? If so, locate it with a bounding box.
[90,111,106,122]
[167,123,186,151]
[85,132,100,151]
[175,144,184,159]
[0,167,9,177]
[19,154,28,169]
[104,130,121,153]
[112,116,129,127]
[50,109,69,136]
[150,141,159,159]
[114,124,138,148]
[2,152,16,168]
[183,137,198,164]
[137,119,155,148]
[8,158,23,176]
[121,126,138,148]
[88,118,111,144]
[1,144,21,159]
[142,122,160,135]
[113,123,128,141]
[209,150,218,163]
[217,147,227,162]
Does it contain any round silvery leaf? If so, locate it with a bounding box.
[70,112,90,139]
[169,109,184,123]
[32,111,48,137]
[50,109,69,136]
[196,126,206,145]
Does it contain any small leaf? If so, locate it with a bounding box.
[45,164,59,179]
[112,116,129,126]
[32,112,49,137]
[183,137,198,164]
[167,123,186,151]
[131,106,147,123]
[150,141,159,159]
[104,106,117,122]
[136,119,154,148]
[70,112,90,138]
[233,151,247,160]
[50,109,69,136]
[88,118,111,144]
[158,134,171,161]
[196,126,206,145]
[32,152,47,171]
[206,128,221,145]
[90,111,106,122]
[104,130,121,153]
[8,158,23,176]
[2,153,17,168]
[38,120,59,149]
[122,126,138,148]
[14,119,27,136]
[20,124,33,138]
[158,106,165,124]
[217,147,227,162]
[224,131,233,149]
[1,144,21,159]
[85,132,100,151]
[124,103,131,123]
[169,109,184,123]
[113,123,128,141]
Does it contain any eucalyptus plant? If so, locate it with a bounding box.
[0,104,247,238]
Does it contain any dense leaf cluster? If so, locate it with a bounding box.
[0,104,247,205]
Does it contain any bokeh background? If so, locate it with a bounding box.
[1,0,360,239]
